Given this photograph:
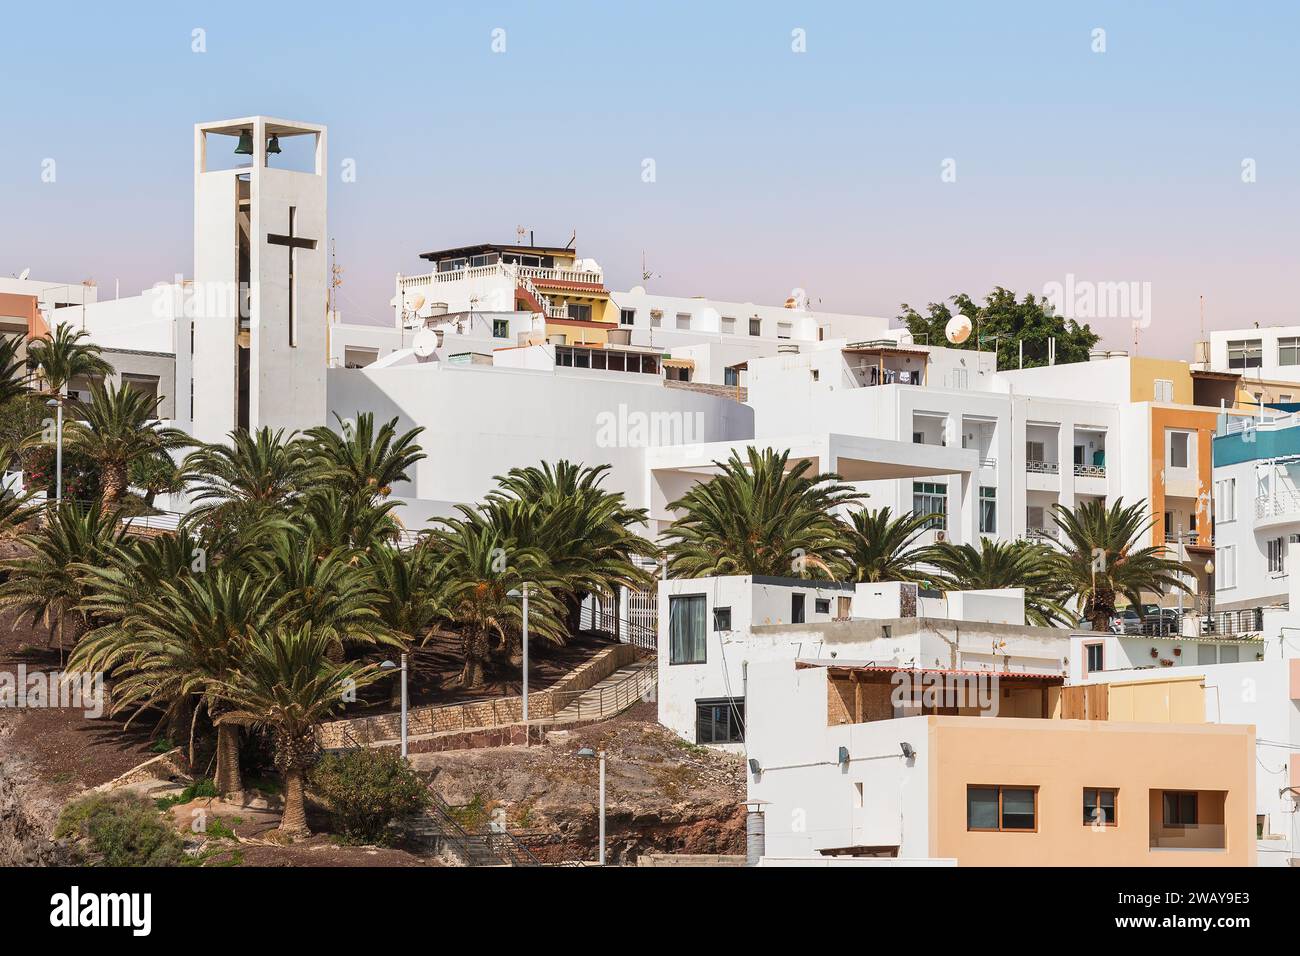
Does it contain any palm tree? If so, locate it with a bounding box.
[294,486,403,555]
[207,624,383,839]
[183,427,311,536]
[66,380,189,507]
[929,538,1074,627]
[661,447,863,579]
[25,322,112,397]
[0,335,28,406]
[484,461,656,633]
[1050,498,1193,631]
[843,507,946,585]
[0,501,126,660]
[130,447,189,509]
[429,515,567,688]
[70,568,285,796]
[363,544,448,704]
[304,412,425,500]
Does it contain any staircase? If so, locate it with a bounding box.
[402,793,543,867]
[552,659,656,722]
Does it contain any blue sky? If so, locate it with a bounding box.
[2,1,1297,353]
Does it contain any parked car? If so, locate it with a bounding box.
[1111,608,1143,634]
[1140,604,1182,635]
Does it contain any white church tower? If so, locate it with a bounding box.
[191,116,327,444]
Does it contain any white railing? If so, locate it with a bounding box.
[397,262,603,292]
[1025,460,1059,474]
[1255,492,1300,520]
[1074,463,1106,478]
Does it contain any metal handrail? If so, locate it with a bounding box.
[550,662,657,720]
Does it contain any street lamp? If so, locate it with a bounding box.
[379,654,408,758]
[45,397,63,504]
[508,584,531,727]
[577,747,606,865]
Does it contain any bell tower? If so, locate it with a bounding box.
[191,116,327,444]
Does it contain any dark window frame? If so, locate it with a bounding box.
[668,593,707,665]
[791,593,806,624]
[713,606,732,631]
[1162,790,1198,827]
[967,785,1038,832]
[695,697,745,744]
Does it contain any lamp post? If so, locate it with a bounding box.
[380,654,409,758]
[45,396,63,503]
[509,584,531,733]
[577,747,606,865]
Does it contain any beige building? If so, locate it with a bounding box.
[746,661,1257,866]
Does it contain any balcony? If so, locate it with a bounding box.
[1025,460,1058,474]
[1074,463,1106,478]
[398,262,603,290]
[1255,491,1300,529]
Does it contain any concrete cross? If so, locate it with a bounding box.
[267,206,317,347]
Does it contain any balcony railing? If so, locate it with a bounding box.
[1074,463,1106,478]
[979,456,997,468]
[1025,460,1059,474]
[397,262,603,291]
[1255,492,1300,521]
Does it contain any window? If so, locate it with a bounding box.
[1197,644,1217,665]
[979,486,997,533]
[967,786,1037,832]
[675,312,691,331]
[1085,642,1104,674]
[668,594,706,664]
[724,366,741,387]
[712,606,732,631]
[1153,378,1174,402]
[777,322,792,339]
[120,373,160,404]
[814,598,831,615]
[1162,791,1198,826]
[1216,545,1236,588]
[1170,431,1190,468]
[1227,339,1262,369]
[1279,337,1300,366]
[748,317,761,336]
[695,698,745,744]
[1026,505,1045,531]
[721,316,736,334]
[913,482,948,529]
[1268,537,1285,574]
[566,303,592,322]
[791,593,806,624]
[1083,788,1117,827]
[619,308,635,326]
[1215,478,1236,522]
[1026,440,1045,463]
[811,369,820,382]
[343,347,378,369]
[912,432,925,444]
[1219,643,1240,663]
[491,319,509,338]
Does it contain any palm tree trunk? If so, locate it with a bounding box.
[279,767,310,839]
[459,628,489,689]
[213,721,243,797]
[101,460,128,507]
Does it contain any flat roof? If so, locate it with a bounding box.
[802,663,1064,683]
[418,242,574,262]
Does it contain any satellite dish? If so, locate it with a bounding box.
[629,285,646,296]
[17,268,31,281]
[412,328,440,358]
[408,294,426,312]
[945,315,973,345]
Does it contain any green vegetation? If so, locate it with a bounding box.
[310,748,430,844]
[56,793,186,867]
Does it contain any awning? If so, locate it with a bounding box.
[661,357,695,370]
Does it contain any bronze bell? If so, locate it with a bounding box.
[234,130,254,155]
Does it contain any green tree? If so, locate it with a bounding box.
[843,507,945,585]
[25,322,113,396]
[66,381,189,507]
[304,412,425,500]
[1050,498,1192,631]
[0,501,126,660]
[929,538,1074,627]
[207,624,383,839]
[0,335,28,406]
[661,447,863,579]
[899,287,1100,369]
[183,427,311,537]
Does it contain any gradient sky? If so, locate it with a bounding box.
[2,1,1297,355]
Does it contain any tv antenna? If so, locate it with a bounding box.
[641,251,660,283]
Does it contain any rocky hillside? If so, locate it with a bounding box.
[413,702,748,864]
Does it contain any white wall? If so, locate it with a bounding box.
[1208,327,1300,385]
[326,361,753,514]
[745,660,934,858]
